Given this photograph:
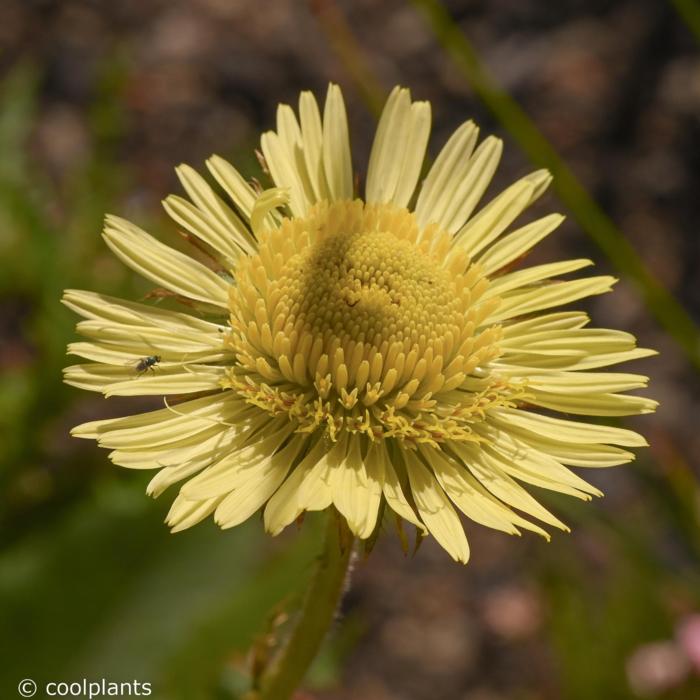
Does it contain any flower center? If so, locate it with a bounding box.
[280,228,462,350]
[224,200,513,445]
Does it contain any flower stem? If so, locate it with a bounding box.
[258,511,354,700]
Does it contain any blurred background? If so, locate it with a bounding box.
[1,0,700,698]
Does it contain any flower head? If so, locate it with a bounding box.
[64,85,656,562]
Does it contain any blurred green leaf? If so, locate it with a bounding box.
[0,63,38,184]
[0,476,328,699]
[0,54,131,535]
[160,517,326,700]
[540,545,667,700]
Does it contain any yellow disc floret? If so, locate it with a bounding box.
[288,226,460,344]
[223,199,522,446]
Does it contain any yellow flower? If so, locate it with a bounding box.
[64,85,656,563]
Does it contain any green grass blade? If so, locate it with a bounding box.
[412,0,700,371]
[309,0,386,117]
[671,0,700,43]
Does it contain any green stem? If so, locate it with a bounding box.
[308,0,387,117]
[258,512,354,700]
[412,0,700,372]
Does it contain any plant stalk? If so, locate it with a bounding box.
[257,512,354,700]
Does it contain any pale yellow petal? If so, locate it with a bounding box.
[67,340,226,366]
[175,164,257,254]
[472,425,603,497]
[213,434,308,528]
[491,408,649,447]
[501,311,590,337]
[360,441,386,539]
[322,83,353,201]
[330,437,379,538]
[501,327,638,354]
[366,87,412,204]
[415,120,479,229]
[498,428,635,468]
[276,104,317,206]
[102,215,229,308]
[404,451,469,563]
[182,421,295,500]
[63,362,227,396]
[299,90,330,201]
[489,276,616,323]
[250,187,290,237]
[476,213,565,276]
[62,289,225,337]
[527,390,658,416]
[263,437,336,534]
[494,368,649,394]
[147,457,214,496]
[166,493,222,533]
[206,154,271,226]
[484,259,594,299]
[261,129,310,217]
[419,445,521,534]
[515,348,657,372]
[372,443,426,532]
[392,101,431,208]
[71,322,224,357]
[162,195,243,265]
[71,393,246,441]
[453,170,551,257]
[452,442,567,532]
[438,136,503,234]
